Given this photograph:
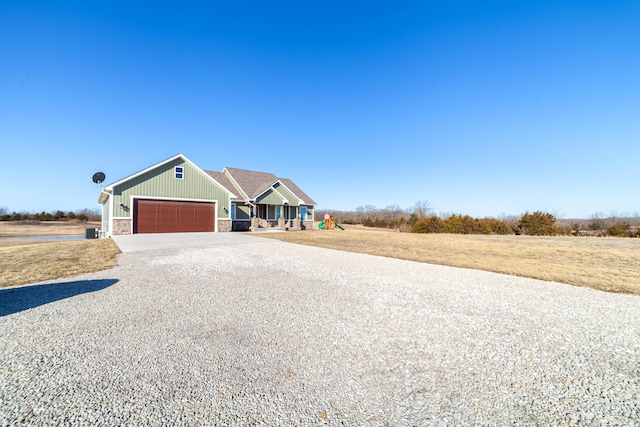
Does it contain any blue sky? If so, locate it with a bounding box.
[1,1,638,219]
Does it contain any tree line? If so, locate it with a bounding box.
[0,207,101,222]
[317,202,640,237]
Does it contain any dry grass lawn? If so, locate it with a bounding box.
[2,221,638,295]
[0,239,121,289]
[260,225,640,295]
[0,220,100,237]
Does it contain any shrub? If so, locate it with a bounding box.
[413,216,445,233]
[407,213,420,227]
[515,211,558,236]
[443,214,477,234]
[559,222,582,236]
[486,218,513,235]
[589,213,607,231]
[607,222,632,237]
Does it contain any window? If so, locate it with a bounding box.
[175,166,184,179]
[230,204,236,220]
[300,206,307,221]
[267,205,276,220]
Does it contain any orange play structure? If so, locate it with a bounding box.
[318,213,345,230]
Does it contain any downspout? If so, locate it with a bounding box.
[100,187,112,238]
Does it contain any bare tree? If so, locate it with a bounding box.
[589,212,607,231]
[354,206,364,223]
[411,200,433,218]
[384,204,403,222]
[76,208,101,221]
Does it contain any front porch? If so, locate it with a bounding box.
[231,202,313,232]
[251,216,302,231]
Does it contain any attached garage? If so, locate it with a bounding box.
[133,199,216,234]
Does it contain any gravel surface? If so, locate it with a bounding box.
[1,238,639,426]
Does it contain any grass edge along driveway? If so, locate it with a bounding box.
[0,239,121,289]
[2,229,639,296]
[258,229,640,295]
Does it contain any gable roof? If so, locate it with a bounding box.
[223,167,278,200]
[203,170,239,200]
[279,178,317,205]
[97,154,314,206]
[98,154,237,203]
[223,167,316,205]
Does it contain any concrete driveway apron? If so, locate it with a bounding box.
[112,232,269,252]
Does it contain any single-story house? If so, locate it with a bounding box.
[98,153,316,236]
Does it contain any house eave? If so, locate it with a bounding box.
[98,188,111,204]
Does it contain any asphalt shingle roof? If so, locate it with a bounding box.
[279,178,317,205]
[222,167,316,205]
[204,170,240,201]
[223,167,278,199]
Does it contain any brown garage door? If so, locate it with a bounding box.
[133,199,215,233]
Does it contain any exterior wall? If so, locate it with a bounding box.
[113,218,132,235]
[302,220,313,230]
[234,204,251,220]
[256,189,284,205]
[273,182,299,206]
[111,157,231,220]
[217,219,231,232]
[298,205,313,221]
[231,203,251,231]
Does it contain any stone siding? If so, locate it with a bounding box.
[217,219,232,232]
[251,218,278,230]
[245,216,312,231]
[113,219,131,235]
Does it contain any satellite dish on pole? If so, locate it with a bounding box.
[92,172,106,184]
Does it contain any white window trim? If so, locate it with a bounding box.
[174,166,184,180]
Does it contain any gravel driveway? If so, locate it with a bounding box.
[1,238,639,425]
